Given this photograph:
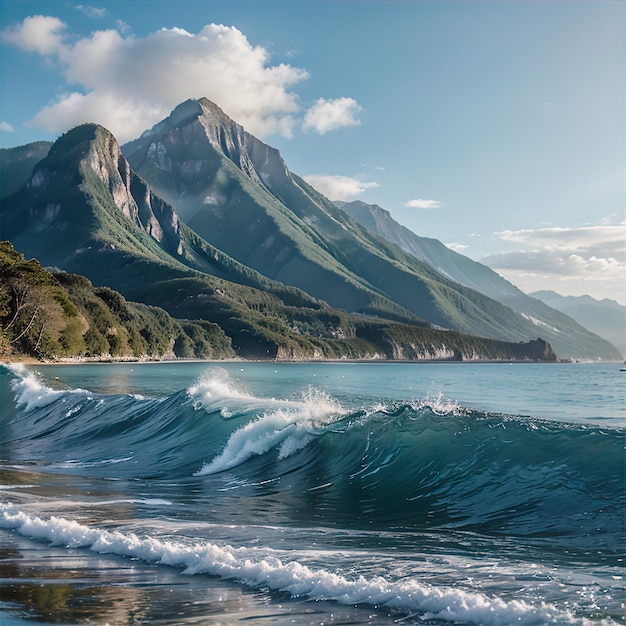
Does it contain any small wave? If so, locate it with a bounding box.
[47,456,135,470]
[194,386,345,475]
[5,363,90,411]
[0,504,607,626]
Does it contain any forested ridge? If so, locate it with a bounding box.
[0,241,233,361]
[0,241,556,363]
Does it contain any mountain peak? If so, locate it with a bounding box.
[139,99,203,139]
[126,97,291,197]
[7,122,183,262]
[42,123,106,168]
[197,97,229,118]
[137,98,232,140]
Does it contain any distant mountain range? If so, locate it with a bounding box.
[0,97,619,361]
[531,291,625,359]
[336,200,621,360]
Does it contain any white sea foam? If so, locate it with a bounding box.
[0,503,602,626]
[5,363,89,411]
[194,387,344,476]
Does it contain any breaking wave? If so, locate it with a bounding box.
[1,364,624,546]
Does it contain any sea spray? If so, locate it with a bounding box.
[194,386,345,475]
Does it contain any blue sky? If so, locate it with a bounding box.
[1,0,624,304]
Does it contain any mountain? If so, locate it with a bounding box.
[0,122,552,361]
[337,200,621,361]
[0,141,52,197]
[531,291,625,359]
[123,97,571,349]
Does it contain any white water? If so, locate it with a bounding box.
[0,503,605,626]
[194,385,346,475]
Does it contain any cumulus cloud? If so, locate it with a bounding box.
[402,199,442,209]
[0,121,15,132]
[482,221,626,302]
[303,97,362,134]
[75,5,108,18]
[2,15,66,55]
[3,16,362,143]
[302,174,379,201]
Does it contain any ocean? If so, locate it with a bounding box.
[0,360,624,625]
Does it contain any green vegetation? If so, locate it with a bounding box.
[124,105,560,346]
[0,242,555,362]
[0,242,233,360]
[0,241,77,358]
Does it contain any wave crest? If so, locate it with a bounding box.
[194,386,345,475]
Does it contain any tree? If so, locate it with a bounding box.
[0,241,75,358]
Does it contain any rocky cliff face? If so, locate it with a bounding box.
[129,176,182,255]
[196,98,291,189]
[82,126,183,256]
[132,98,292,195]
[3,125,183,261]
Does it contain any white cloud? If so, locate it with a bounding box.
[115,20,131,34]
[3,17,363,144]
[483,249,624,277]
[75,5,108,18]
[302,174,379,201]
[303,97,362,135]
[482,221,626,303]
[494,223,625,253]
[402,198,442,209]
[0,121,15,132]
[446,242,468,253]
[2,15,66,55]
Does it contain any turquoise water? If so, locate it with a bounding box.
[34,360,624,423]
[1,361,624,625]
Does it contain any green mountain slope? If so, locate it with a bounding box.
[1,124,555,361]
[124,98,561,346]
[0,141,52,198]
[337,200,621,361]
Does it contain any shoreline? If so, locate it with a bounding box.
[1,354,610,366]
